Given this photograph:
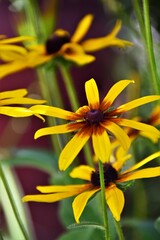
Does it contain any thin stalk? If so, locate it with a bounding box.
[37,67,65,152]
[0,164,29,240]
[133,0,145,38]
[114,219,125,240]
[98,161,110,240]
[142,0,160,94]
[59,63,93,166]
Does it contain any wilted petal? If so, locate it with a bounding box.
[70,165,94,181]
[106,185,124,221]
[101,80,134,111]
[71,14,94,43]
[85,78,100,109]
[73,188,99,223]
[59,127,92,170]
[92,126,111,163]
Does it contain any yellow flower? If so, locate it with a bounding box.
[22,151,160,223]
[0,88,46,118]
[30,78,160,170]
[0,15,132,78]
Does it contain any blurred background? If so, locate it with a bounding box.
[0,0,160,240]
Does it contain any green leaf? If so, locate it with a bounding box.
[154,217,160,234]
[67,222,105,231]
[2,148,58,175]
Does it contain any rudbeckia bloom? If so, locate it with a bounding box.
[0,15,132,78]
[22,151,160,222]
[30,78,160,170]
[0,88,46,118]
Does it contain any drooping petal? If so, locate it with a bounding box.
[101,120,130,151]
[113,118,160,139]
[140,131,160,143]
[62,42,95,65]
[0,89,27,99]
[119,167,160,182]
[71,14,94,43]
[72,188,99,223]
[59,127,92,170]
[70,165,94,181]
[106,185,124,221]
[0,107,36,117]
[85,78,100,109]
[37,184,89,193]
[115,96,160,114]
[82,20,132,52]
[30,105,78,120]
[150,106,160,126]
[123,151,160,174]
[0,61,29,79]
[0,45,27,61]
[92,126,111,163]
[34,122,84,139]
[101,80,135,111]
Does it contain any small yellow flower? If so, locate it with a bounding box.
[22,151,160,223]
[0,88,46,118]
[0,15,132,78]
[30,78,160,170]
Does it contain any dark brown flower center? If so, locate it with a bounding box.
[91,163,118,187]
[46,33,70,54]
[85,109,104,125]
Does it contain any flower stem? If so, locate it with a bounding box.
[114,219,125,240]
[0,164,29,240]
[59,63,94,167]
[142,0,160,94]
[98,161,110,240]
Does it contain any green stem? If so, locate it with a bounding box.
[114,219,125,240]
[133,0,145,38]
[142,0,160,94]
[59,63,94,167]
[98,161,110,240]
[0,164,29,240]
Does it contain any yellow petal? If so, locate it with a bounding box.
[82,20,132,52]
[120,167,160,182]
[0,98,46,106]
[62,43,95,65]
[72,188,99,223]
[102,120,130,151]
[123,151,160,173]
[0,61,28,79]
[114,118,160,138]
[22,191,78,203]
[0,36,35,44]
[116,96,160,114]
[37,184,89,193]
[106,185,124,221]
[0,45,27,61]
[59,127,92,170]
[140,131,160,143]
[101,80,135,111]
[85,78,100,109]
[0,107,34,117]
[34,123,80,139]
[71,14,94,43]
[0,89,27,99]
[70,165,94,181]
[30,105,77,120]
[92,126,111,163]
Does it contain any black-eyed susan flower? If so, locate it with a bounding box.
[0,88,46,118]
[0,15,132,78]
[30,78,160,170]
[22,151,160,222]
